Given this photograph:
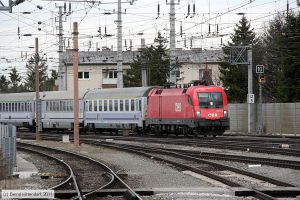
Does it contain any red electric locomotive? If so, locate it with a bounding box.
[145,85,229,136]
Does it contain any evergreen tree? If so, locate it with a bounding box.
[24,55,49,91]
[124,32,181,87]
[277,13,300,102]
[44,69,58,91]
[262,12,300,102]
[0,75,9,93]
[219,16,262,103]
[8,67,22,92]
[261,14,285,102]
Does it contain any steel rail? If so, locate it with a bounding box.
[107,143,295,187]
[16,133,300,156]
[155,147,300,169]
[70,172,115,200]
[17,142,142,200]
[17,146,83,200]
[83,140,297,200]
[112,136,300,157]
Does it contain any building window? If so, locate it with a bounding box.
[108,70,118,79]
[78,72,90,80]
[199,69,212,80]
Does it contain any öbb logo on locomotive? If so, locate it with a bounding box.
[0,85,229,136]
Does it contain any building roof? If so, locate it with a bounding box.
[63,49,223,65]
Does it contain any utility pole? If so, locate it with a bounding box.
[141,38,147,87]
[117,0,123,88]
[57,6,66,90]
[35,38,40,142]
[247,47,253,134]
[73,22,79,147]
[167,0,179,85]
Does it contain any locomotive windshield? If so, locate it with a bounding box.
[198,92,223,108]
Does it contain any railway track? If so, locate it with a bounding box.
[16,133,300,199]
[17,142,142,200]
[81,139,300,200]
[85,135,300,157]
[18,132,300,154]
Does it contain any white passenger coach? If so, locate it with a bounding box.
[0,87,153,132]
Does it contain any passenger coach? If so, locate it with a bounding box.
[40,91,85,131]
[83,87,153,132]
[0,92,35,129]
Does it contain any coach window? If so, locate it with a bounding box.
[65,101,69,112]
[98,100,102,111]
[69,101,73,112]
[125,100,129,111]
[139,99,142,111]
[120,100,124,111]
[0,103,2,112]
[93,100,97,112]
[51,101,55,112]
[131,99,134,111]
[103,100,107,111]
[56,101,60,112]
[53,101,56,112]
[108,100,113,111]
[59,101,63,112]
[114,100,118,111]
[60,101,64,112]
[89,101,92,112]
[135,99,139,111]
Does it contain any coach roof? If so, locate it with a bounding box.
[84,87,155,99]
[0,92,35,101]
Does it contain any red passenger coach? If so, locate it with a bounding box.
[146,86,229,136]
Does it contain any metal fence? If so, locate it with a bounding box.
[228,103,300,136]
[0,123,16,179]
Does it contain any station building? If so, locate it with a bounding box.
[62,48,223,92]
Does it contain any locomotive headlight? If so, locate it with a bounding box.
[196,111,201,118]
[223,110,228,117]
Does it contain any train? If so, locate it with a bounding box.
[0,85,229,136]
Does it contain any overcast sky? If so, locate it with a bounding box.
[0,0,299,77]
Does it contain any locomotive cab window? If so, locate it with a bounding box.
[198,92,223,108]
